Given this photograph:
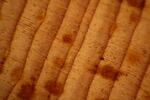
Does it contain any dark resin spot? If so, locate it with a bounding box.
[127,0,145,9]
[45,81,63,95]
[110,23,117,36]
[30,76,36,82]
[118,0,123,3]
[18,83,35,99]
[37,10,45,22]
[53,57,64,66]
[88,64,99,74]
[130,12,140,23]
[100,57,104,60]
[0,66,3,74]
[98,65,123,81]
[0,57,6,73]
[126,50,141,65]
[11,67,22,81]
[62,34,74,44]
[2,0,8,3]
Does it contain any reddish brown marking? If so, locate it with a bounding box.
[30,76,36,83]
[62,34,74,44]
[98,64,123,81]
[53,57,64,66]
[88,64,99,74]
[0,57,6,73]
[18,83,35,99]
[11,67,22,81]
[0,10,2,20]
[45,81,63,95]
[142,49,147,55]
[37,10,45,21]
[127,0,145,9]
[0,66,3,74]
[2,0,8,2]
[130,12,140,23]
[110,23,117,35]
[126,50,141,65]
[100,57,104,60]
[117,0,123,3]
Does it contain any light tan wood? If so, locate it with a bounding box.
[136,63,150,100]
[86,0,144,100]
[0,0,50,99]
[0,0,26,72]
[50,0,99,99]
[31,0,90,99]
[0,0,150,100]
[7,0,70,100]
[109,0,150,99]
[59,0,122,100]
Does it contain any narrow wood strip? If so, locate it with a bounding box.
[86,0,144,100]
[31,0,90,100]
[50,0,100,100]
[0,0,50,99]
[58,0,122,100]
[109,0,150,99]
[7,0,71,100]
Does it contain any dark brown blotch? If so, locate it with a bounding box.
[0,57,6,73]
[2,0,8,3]
[0,66,3,74]
[53,57,64,66]
[30,76,37,83]
[126,50,141,65]
[100,57,104,60]
[127,0,145,9]
[45,81,63,95]
[17,83,35,99]
[130,12,140,23]
[117,0,123,3]
[11,67,22,81]
[110,23,117,36]
[98,64,123,81]
[88,64,99,74]
[62,34,74,44]
[37,10,45,22]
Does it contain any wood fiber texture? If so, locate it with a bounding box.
[0,0,150,100]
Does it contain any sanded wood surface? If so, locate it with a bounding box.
[0,0,150,100]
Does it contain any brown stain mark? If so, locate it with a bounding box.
[0,10,2,20]
[130,12,140,23]
[2,0,8,3]
[62,34,75,44]
[88,64,99,74]
[126,50,141,65]
[0,66,3,74]
[45,81,63,95]
[53,57,65,67]
[127,0,145,9]
[142,49,147,55]
[30,76,36,83]
[98,64,124,81]
[37,10,46,22]
[117,0,123,3]
[0,58,6,73]
[110,23,117,36]
[11,67,22,82]
[100,57,104,60]
[18,83,35,99]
